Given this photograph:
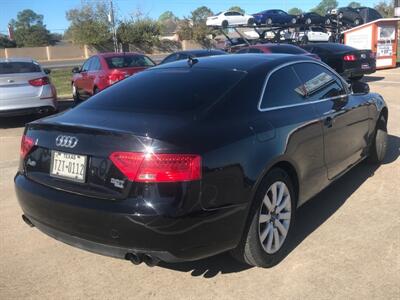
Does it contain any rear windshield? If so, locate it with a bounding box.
[105,55,155,69]
[0,62,41,74]
[268,46,307,54]
[81,67,245,114]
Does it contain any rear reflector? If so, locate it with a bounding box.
[20,135,34,159]
[29,77,50,86]
[109,152,201,182]
[343,54,357,61]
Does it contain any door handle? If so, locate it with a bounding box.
[324,116,333,128]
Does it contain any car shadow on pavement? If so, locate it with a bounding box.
[363,76,385,83]
[0,99,74,129]
[158,134,400,278]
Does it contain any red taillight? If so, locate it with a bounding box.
[28,76,50,86]
[109,152,202,183]
[343,54,357,61]
[20,135,34,159]
[108,72,126,84]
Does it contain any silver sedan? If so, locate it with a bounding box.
[0,58,58,117]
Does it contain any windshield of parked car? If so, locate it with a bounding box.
[105,55,155,69]
[0,62,41,74]
[81,67,245,114]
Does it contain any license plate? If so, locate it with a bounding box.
[50,151,87,183]
[361,63,370,69]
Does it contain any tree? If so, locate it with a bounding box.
[66,1,112,47]
[348,1,361,8]
[117,18,161,52]
[288,7,303,15]
[158,11,177,22]
[311,0,338,15]
[374,1,394,18]
[0,35,16,48]
[228,6,245,14]
[10,9,51,47]
[190,6,213,24]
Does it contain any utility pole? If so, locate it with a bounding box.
[109,0,118,52]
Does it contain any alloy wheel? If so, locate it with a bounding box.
[258,181,292,254]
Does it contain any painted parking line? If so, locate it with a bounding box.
[369,81,400,84]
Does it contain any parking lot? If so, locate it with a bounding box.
[0,68,399,299]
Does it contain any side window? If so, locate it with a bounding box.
[248,48,262,53]
[260,66,305,109]
[162,54,178,64]
[231,12,241,16]
[81,58,92,72]
[89,57,101,71]
[236,48,249,54]
[293,63,346,101]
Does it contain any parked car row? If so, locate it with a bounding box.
[206,6,382,28]
[15,52,388,268]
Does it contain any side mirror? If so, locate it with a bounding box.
[72,67,80,74]
[43,68,51,74]
[351,81,369,94]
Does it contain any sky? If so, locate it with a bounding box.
[1,0,378,34]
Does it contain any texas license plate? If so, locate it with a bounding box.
[361,63,370,69]
[50,151,87,183]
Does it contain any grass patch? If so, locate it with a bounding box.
[49,68,72,99]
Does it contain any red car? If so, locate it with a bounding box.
[236,44,320,60]
[72,52,155,102]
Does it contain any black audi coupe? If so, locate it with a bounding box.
[15,54,388,268]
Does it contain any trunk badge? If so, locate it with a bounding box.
[55,135,78,148]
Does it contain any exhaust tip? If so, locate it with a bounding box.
[22,215,34,227]
[126,253,142,265]
[143,254,160,267]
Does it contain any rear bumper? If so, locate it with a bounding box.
[0,105,56,117]
[15,174,246,263]
[342,65,376,78]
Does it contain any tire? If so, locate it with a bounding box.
[247,18,255,26]
[354,18,361,26]
[222,20,228,28]
[266,18,272,25]
[291,18,297,24]
[231,168,296,268]
[368,116,388,164]
[338,12,343,19]
[301,35,309,45]
[325,18,331,25]
[306,18,312,25]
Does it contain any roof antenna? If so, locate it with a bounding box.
[187,55,198,67]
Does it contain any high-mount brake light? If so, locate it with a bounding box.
[109,152,201,183]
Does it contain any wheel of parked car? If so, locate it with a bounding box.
[368,115,388,164]
[72,83,81,103]
[266,18,273,25]
[222,20,228,28]
[231,168,296,268]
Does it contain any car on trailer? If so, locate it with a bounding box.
[252,9,297,26]
[297,12,331,25]
[206,11,255,27]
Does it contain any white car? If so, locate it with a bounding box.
[206,11,254,27]
[297,27,331,43]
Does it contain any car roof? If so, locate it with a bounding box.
[174,49,226,55]
[96,52,144,57]
[154,53,314,73]
[0,57,37,63]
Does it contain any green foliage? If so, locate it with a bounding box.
[117,18,161,53]
[374,1,394,18]
[288,7,303,15]
[228,6,245,14]
[190,6,213,24]
[311,0,338,15]
[10,9,51,47]
[158,11,177,22]
[0,36,16,48]
[348,1,361,8]
[65,1,112,46]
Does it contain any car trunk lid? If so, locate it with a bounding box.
[0,72,44,100]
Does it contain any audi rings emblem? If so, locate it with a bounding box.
[55,135,79,148]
